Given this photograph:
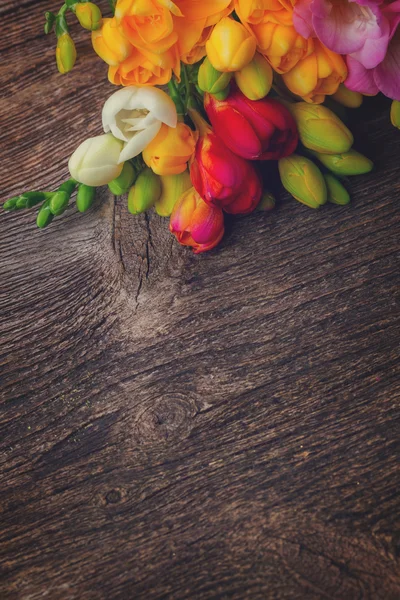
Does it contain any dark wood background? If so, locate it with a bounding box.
[1,1,400,598]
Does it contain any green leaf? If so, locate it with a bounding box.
[44,11,56,34]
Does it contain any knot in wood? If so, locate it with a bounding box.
[132,394,196,449]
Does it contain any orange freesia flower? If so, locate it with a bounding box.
[108,45,180,86]
[115,0,182,54]
[142,122,197,175]
[255,21,313,73]
[235,0,295,26]
[283,39,347,103]
[92,17,132,66]
[173,1,233,63]
[175,0,233,25]
[236,1,312,74]
[176,24,212,64]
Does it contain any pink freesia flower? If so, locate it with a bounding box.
[293,0,400,69]
[345,27,400,99]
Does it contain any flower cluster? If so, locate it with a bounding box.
[2,0,399,254]
[90,0,400,102]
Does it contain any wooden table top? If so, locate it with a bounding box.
[1,2,400,599]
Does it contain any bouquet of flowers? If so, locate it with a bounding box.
[4,0,400,253]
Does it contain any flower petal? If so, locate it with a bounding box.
[293,0,315,38]
[373,30,400,99]
[312,0,384,55]
[345,55,379,95]
[102,87,139,140]
[191,201,224,244]
[134,86,177,128]
[118,120,161,163]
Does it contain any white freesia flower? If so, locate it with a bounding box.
[102,86,177,164]
[68,133,124,186]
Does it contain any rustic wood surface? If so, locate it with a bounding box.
[1,2,400,599]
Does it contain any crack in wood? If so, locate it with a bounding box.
[144,212,152,280]
[112,196,126,272]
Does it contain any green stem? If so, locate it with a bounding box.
[55,4,69,37]
[181,63,191,111]
[58,3,67,17]
[167,79,185,115]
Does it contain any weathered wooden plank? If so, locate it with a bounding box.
[1,2,400,599]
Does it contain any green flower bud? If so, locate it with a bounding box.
[16,196,29,209]
[108,162,136,195]
[56,33,77,74]
[324,174,350,206]
[4,192,51,211]
[76,184,96,212]
[128,168,161,215]
[37,199,54,229]
[156,170,192,217]
[198,57,232,96]
[20,191,49,208]
[3,196,19,211]
[290,102,353,154]
[278,154,327,209]
[50,191,70,216]
[390,100,400,129]
[257,191,276,211]
[312,149,373,176]
[75,3,102,31]
[332,84,363,108]
[234,53,273,101]
[58,179,77,196]
[49,179,77,216]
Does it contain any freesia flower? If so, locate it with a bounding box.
[142,122,197,175]
[115,0,181,54]
[173,0,233,62]
[279,153,327,209]
[128,168,162,214]
[75,2,102,31]
[293,0,400,70]
[206,17,257,72]
[234,52,273,100]
[345,28,400,100]
[108,45,181,87]
[156,170,192,216]
[391,100,400,128]
[175,0,233,25]
[102,86,177,164]
[189,110,262,214]
[235,0,294,26]
[282,39,347,103]
[92,17,132,66]
[56,33,77,74]
[178,25,211,65]
[68,133,124,186]
[289,102,353,154]
[169,187,225,254]
[204,87,298,160]
[236,0,312,74]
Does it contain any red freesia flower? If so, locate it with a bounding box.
[204,87,298,160]
[169,187,224,254]
[189,110,262,214]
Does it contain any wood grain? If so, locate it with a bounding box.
[1,2,400,599]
